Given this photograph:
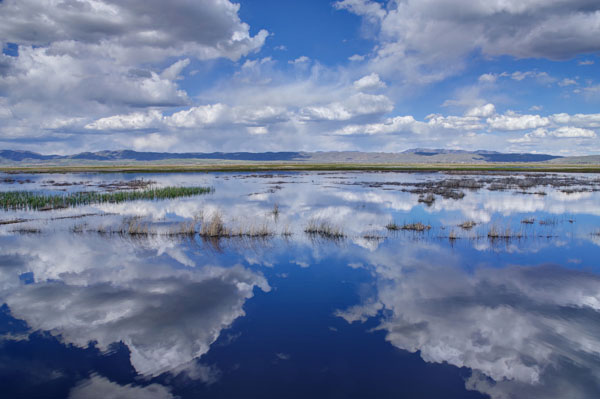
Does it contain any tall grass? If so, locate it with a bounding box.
[0,186,213,211]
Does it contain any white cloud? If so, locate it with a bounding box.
[353,73,386,91]
[247,126,268,135]
[300,93,393,121]
[334,115,421,135]
[558,78,577,87]
[0,0,268,63]
[465,103,496,118]
[337,0,600,84]
[478,73,498,83]
[85,110,164,131]
[551,126,596,138]
[348,54,366,61]
[167,104,229,128]
[426,114,485,131]
[487,112,550,131]
[288,56,310,65]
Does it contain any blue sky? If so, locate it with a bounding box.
[0,0,599,155]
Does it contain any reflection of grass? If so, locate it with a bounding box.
[386,221,431,232]
[458,220,476,230]
[0,186,213,210]
[487,225,523,239]
[304,219,345,238]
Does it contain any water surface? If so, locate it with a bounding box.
[1,171,599,398]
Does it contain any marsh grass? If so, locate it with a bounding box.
[304,218,345,238]
[0,186,213,211]
[386,221,431,232]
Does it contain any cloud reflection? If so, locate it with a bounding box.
[0,234,270,377]
[336,243,600,398]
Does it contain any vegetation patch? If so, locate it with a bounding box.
[0,186,213,210]
[387,221,431,232]
[304,219,345,238]
[458,220,476,230]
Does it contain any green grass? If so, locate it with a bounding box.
[0,186,213,210]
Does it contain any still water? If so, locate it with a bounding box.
[1,171,599,398]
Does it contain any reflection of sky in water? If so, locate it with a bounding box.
[0,172,599,398]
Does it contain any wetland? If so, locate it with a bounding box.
[1,170,599,398]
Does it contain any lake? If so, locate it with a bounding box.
[1,171,599,398]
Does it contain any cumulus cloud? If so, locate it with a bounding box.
[465,103,496,118]
[336,0,600,82]
[0,0,268,152]
[487,112,550,131]
[300,93,393,121]
[353,73,386,91]
[0,0,267,63]
[551,126,596,138]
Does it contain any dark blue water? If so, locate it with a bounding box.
[1,171,599,398]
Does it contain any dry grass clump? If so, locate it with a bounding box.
[386,221,431,232]
[304,218,345,238]
[418,194,435,205]
[199,212,229,237]
[458,220,476,230]
[401,222,431,232]
[385,221,401,231]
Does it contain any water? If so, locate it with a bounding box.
[1,171,599,398]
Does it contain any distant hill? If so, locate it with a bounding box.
[1,148,597,165]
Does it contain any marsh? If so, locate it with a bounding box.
[1,170,599,398]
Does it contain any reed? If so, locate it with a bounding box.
[0,186,213,211]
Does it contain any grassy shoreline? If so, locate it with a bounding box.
[1,163,600,174]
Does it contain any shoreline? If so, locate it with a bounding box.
[1,163,600,174]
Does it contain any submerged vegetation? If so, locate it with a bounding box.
[0,186,213,210]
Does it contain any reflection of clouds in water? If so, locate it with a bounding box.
[0,234,270,377]
[69,374,175,399]
[4,172,600,244]
[331,190,413,212]
[431,189,600,223]
[337,244,600,398]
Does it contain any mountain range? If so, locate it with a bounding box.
[0,149,598,165]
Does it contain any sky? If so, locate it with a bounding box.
[0,0,599,155]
